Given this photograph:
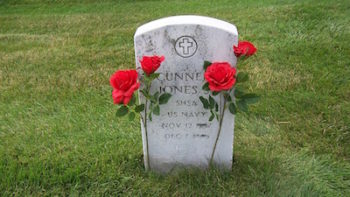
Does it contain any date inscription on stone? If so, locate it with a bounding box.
[134,15,238,172]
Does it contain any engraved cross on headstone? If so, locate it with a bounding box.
[179,38,194,55]
[134,15,238,173]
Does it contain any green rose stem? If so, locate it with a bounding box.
[209,94,227,168]
[144,99,150,170]
[141,81,151,170]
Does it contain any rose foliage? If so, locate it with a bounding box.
[200,40,258,121]
[110,55,171,121]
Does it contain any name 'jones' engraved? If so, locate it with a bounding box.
[157,72,206,95]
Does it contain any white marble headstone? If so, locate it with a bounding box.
[134,15,238,173]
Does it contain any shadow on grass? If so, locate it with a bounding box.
[117,152,284,196]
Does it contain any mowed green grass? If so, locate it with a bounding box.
[0,0,350,196]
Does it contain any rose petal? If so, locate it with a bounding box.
[204,62,236,92]
[110,69,139,104]
[112,89,124,104]
[140,55,165,76]
[234,41,257,57]
[124,82,140,97]
[123,95,132,105]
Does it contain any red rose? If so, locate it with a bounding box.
[110,69,140,105]
[233,41,257,57]
[204,62,236,92]
[140,55,165,76]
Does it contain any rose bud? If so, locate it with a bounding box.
[140,55,165,76]
[233,41,257,57]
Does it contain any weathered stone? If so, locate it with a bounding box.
[134,15,238,173]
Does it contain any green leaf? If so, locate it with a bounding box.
[199,96,209,109]
[203,61,212,70]
[140,89,150,99]
[242,93,259,98]
[153,105,160,115]
[148,91,159,103]
[140,89,146,95]
[148,112,152,121]
[212,91,219,96]
[116,105,128,117]
[234,88,245,98]
[224,92,232,101]
[158,93,172,105]
[237,100,248,112]
[153,92,160,101]
[209,111,215,121]
[128,95,136,106]
[202,82,210,91]
[209,95,215,109]
[147,92,157,104]
[229,103,237,114]
[135,104,145,112]
[236,72,249,83]
[152,73,160,78]
[128,112,135,121]
[242,93,260,104]
[215,103,219,112]
[148,73,160,80]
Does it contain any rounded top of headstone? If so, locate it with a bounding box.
[134,15,238,38]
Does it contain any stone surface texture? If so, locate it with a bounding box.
[134,15,238,173]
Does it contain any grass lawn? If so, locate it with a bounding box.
[1,0,350,196]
